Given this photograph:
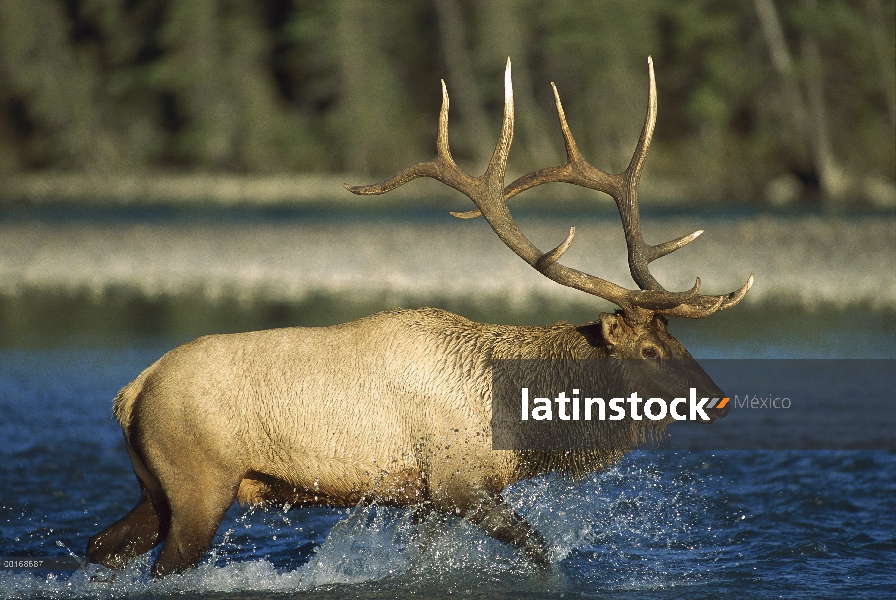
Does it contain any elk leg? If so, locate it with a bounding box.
[87,490,169,569]
[150,471,240,578]
[465,493,550,568]
[87,442,171,569]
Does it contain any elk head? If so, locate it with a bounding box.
[347,58,753,420]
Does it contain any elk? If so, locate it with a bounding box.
[87,58,752,577]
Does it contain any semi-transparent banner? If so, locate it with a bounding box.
[491,359,895,450]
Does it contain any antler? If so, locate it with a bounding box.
[346,58,753,318]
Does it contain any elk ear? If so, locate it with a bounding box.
[599,312,628,349]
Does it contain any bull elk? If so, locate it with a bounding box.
[87,58,752,577]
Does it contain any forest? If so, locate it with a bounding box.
[0,0,893,205]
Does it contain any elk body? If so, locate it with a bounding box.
[87,58,752,577]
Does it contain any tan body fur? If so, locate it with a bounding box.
[120,308,534,513]
[94,307,698,576]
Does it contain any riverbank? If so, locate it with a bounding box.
[0,213,892,348]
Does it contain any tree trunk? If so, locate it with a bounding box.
[433,0,492,167]
[476,0,554,169]
[753,0,848,203]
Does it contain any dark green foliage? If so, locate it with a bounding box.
[0,0,892,203]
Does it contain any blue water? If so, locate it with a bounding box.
[1,325,895,598]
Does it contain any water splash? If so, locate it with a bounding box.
[0,453,727,599]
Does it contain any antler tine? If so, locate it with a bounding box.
[345,76,478,198]
[615,59,754,312]
[449,78,601,218]
[614,57,704,289]
[348,59,516,213]
[449,59,570,269]
[660,274,754,318]
[347,59,546,269]
[346,58,753,317]
[454,58,752,315]
[454,59,702,288]
[347,60,680,311]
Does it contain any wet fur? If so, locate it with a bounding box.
[88,307,721,576]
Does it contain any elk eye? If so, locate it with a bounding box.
[642,347,659,359]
